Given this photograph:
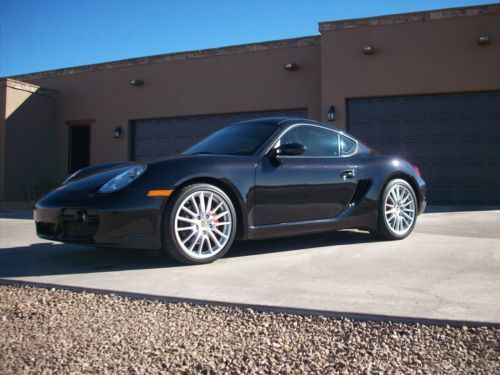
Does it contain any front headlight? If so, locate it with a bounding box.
[99,165,147,193]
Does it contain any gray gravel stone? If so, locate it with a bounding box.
[0,285,498,374]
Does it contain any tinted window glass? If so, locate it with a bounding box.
[184,122,278,156]
[279,126,340,156]
[340,135,357,155]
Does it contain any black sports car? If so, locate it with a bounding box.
[35,117,426,264]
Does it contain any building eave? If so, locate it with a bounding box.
[0,78,58,97]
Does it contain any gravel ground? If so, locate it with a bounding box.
[1,285,498,374]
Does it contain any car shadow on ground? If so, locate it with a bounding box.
[0,230,378,278]
[228,230,376,258]
[424,205,500,213]
[0,210,33,220]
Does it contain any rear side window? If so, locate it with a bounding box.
[340,135,357,156]
[279,126,340,157]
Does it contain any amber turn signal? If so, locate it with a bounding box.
[147,189,174,197]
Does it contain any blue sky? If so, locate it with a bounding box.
[0,0,496,77]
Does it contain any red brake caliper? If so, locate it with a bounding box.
[211,212,218,224]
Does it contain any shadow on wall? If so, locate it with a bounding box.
[0,79,59,202]
[0,230,377,278]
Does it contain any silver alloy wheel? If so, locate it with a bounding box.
[174,190,232,259]
[384,183,416,235]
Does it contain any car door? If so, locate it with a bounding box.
[254,125,359,226]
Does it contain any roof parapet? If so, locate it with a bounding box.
[8,36,320,81]
[319,3,500,32]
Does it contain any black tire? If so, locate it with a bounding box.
[374,178,418,241]
[161,183,237,264]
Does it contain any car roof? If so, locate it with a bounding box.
[232,116,342,132]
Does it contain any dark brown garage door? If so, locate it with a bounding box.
[347,92,500,205]
[132,109,308,162]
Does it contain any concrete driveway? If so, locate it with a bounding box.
[1,208,499,324]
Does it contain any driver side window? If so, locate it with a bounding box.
[278,126,340,157]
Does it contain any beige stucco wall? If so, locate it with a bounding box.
[19,42,321,182]
[320,12,500,129]
[1,80,57,201]
[0,83,6,201]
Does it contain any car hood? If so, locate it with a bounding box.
[59,164,138,192]
[57,153,246,193]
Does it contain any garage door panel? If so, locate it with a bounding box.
[432,96,456,111]
[429,120,456,136]
[430,185,456,205]
[400,97,429,113]
[133,109,307,162]
[489,110,500,120]
[348,91,500,205]
[135,124,152,139]
[401,127,426,138]
[458,144,487,160]
[460,92,500,111]
[486,135,500,149]
[486,181,500,198]
[456,187,487,204]
[136,140,153,152]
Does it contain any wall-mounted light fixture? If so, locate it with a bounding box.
[477,35,490,45]
[327,106,336,121]
[129,79,144,86]
[114,126,123,139]
[362,46,376,55]
[283,63,298,71]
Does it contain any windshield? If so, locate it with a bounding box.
[184,122,278,156]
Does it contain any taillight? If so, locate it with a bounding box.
[413,165,422,177]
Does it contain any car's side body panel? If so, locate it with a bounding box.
[254,155,359,225]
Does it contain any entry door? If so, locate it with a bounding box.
[69,125,90,173]
[254,125,358,226]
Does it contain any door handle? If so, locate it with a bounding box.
[340,169,356,180]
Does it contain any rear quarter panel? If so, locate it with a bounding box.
[357,154,427,213]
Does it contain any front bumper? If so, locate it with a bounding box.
[34,189,165,250]
[35,208,99,242]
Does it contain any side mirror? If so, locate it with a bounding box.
[269,143,306,163]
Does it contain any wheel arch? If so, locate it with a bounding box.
[166,177,247,240]
[383,172,421,212]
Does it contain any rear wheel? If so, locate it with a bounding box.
[161,184,237,264]
[375,179,417,240]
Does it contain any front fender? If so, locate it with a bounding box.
[139,156,258,238]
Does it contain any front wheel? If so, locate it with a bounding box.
[375,179,418,240]
[161,184,237,264]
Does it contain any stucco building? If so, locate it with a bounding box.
[1,4,499,204]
